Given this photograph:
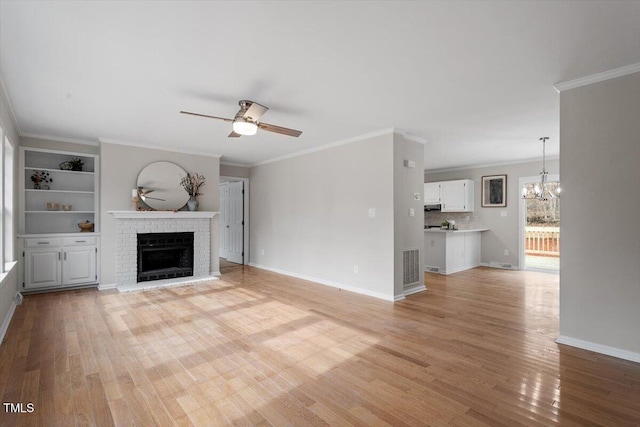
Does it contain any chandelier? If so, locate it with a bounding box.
[522,137,561,201]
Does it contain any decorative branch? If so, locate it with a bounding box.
[180,173,206,197]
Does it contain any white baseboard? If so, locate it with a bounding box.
[556,335,640,363]
[480,262,520,270]
[403,284,427,297]
[211,271,221,276]
[0,301,17,345]
[248,263,395,302]
[98,283,117,291]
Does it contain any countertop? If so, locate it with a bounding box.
[424,228,489,233]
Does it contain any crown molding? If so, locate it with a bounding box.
[251,128,396,167]
[553,63,640,93]
[393,128,428,144]
[220,161,251,168]
[99,138,222,158]
[425,154,559,174]
[0,75,23,136]
[20,132,100,146]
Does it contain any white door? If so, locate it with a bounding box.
[219,182,230,258]
[227,181,244,264]
[63,246,97,285]
[25,248,61,289]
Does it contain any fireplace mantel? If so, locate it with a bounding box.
[108,211,218,219]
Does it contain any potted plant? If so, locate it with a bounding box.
[31,170,53,190]
[180,172,205,211]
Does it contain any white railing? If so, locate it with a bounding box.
[525,226,559,257]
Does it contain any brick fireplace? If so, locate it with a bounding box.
[109,211,218,291]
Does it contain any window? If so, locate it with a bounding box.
[0,126,15,272]
[4,135,14,266]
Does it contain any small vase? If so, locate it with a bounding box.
[187,196,199,211]
[33,183,41,190]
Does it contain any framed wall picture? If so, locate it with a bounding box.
[482,175,507,207]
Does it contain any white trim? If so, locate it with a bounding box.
[98,283,116,291]
[393,294,406,301]
[251,128,396,167]
[553,63,640,93]
[211,270,221,276]
[0,75,22,135]
[425,155,559,174]
[108,211,218,219]
[20,133,99,147]
[556,335,640,363]
[403,283,427,297]
[248,262,396,302]
[0,301,17,346]
[479,262,520,270]
[99,138,223,158]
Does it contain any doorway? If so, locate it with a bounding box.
[219,177,249,269]
[519,175,560,273]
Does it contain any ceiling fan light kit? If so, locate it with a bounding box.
[180,99,302,138]
[232,120,258,136]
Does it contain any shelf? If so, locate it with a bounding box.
[25,211,95,214]
[25,189,94,194]
[24,167,95,175]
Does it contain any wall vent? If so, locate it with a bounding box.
[425,266,440,273]
[490,261,513,269]
[403,249,420,287]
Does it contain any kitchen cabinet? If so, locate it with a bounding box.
[424,182,441,204]
[423,179,474,212]
[440,179,473,212]
[22,236,98,291]
[424,229,486,274]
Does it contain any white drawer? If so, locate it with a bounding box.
[62,236,97,247]
[24,238,62,248]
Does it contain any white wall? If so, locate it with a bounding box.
[100,143,220,285]
[558,72,640,361]
[425,159,559,267]
[220,164,250,178]
[393,134,425,297]
[249,133,396,300]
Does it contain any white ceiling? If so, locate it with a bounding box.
[1,1,639,170]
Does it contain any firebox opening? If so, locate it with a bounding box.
[137,232,194,282]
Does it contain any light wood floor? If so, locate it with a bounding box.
[1,267,639,426]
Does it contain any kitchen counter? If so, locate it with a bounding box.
[424,228,488,233]
[424,228,488,274]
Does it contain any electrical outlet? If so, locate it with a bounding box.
[409,208,415,217]
[504,249,509,256]
[501,211,507,217]
[354,265,359,273]
[368,208,376,218]
[261,249,265,256]
[431,240,435,247]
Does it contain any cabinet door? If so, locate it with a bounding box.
[424,182,441,204]
[441,181,468,212]
[25,248,62,289]
[63,246,97,285]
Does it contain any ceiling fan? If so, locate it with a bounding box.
[180,100,302,138]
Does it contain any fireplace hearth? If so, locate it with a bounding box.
[137,232,194,282]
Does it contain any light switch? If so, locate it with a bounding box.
[369,208,376,218]
[409,208,415,217]
[500,211,507,217]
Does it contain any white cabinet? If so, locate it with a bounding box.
[424,179,474,211]
[25,247,62,289]
[440,179,474,212]
[22,237,98,291]
[424,182,441,204]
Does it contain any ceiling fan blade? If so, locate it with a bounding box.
[258,122,302,137]
[228,131,241,138]
[243,101,269,122]
[180,111,233,122]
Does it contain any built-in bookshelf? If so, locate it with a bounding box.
[20,147,99,235]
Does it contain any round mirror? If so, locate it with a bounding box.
[136,161,190,210]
